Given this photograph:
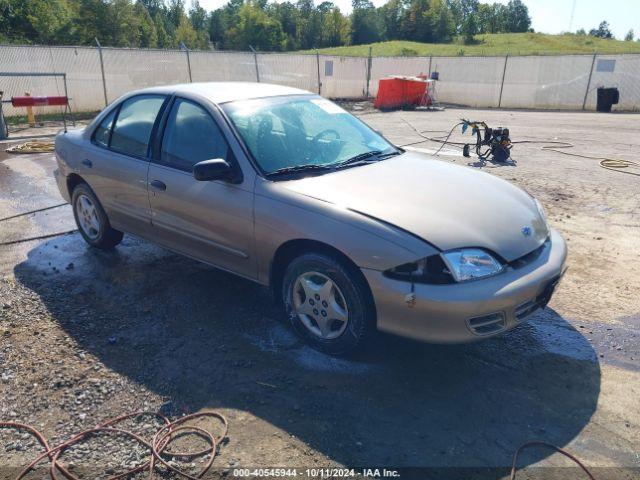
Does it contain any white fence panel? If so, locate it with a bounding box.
[258,53,318,92]
[430,56,505,107]
[1,44,640,112]
[586,54,640,111]
[101,48,189,103]
[501,55,593,109]
[190,51,256,82]
[0,45,103,115]
[320,56,367,98]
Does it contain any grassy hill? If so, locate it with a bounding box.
[305,33,640,57]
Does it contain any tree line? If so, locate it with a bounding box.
[4,0,627,53]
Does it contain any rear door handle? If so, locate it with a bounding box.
[81,159,92,168]
[150,180,167,191]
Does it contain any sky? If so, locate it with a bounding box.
[195,0,640,40]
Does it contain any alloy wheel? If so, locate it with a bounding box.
[76,194,101,240]
[292,271,349,340]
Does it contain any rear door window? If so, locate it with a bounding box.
[110,95,166,158]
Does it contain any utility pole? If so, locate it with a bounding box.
[498,54,509,108]
[95,38,108,107]
[582,52,597,110]
[180,42,193,83]
[365,46,373,98]
[316,50,321,95]
[249,46,260,83]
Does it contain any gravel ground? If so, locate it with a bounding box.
[0,107,639,479]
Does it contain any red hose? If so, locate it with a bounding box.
[0,410,228,479]
[510,441,596,480]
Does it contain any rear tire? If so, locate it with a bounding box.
[71,183,123,250]
[282,252,375,356]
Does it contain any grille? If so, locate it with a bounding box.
[510,238,549,269]
[467,312,506,336]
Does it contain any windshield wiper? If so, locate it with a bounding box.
[266,163,335,178]
[377,149,402,159]
[267,149,403,178]
[335,150,383,168]
[334,149,401,169]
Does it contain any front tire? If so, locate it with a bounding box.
[71,183,123,249]
[282,253,375,355]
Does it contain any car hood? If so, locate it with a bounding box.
[279,151,548,262]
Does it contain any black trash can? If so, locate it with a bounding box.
[596,87,619,112]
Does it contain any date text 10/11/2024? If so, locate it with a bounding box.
[232,468,401,478]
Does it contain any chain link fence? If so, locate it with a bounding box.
[0,44,638,117]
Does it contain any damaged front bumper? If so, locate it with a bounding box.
[362,228,568,343]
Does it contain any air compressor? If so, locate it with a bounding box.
[460,119,512,163]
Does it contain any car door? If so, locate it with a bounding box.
[147,96,256,279]
[82,94,167,236]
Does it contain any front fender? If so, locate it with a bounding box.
[254,178,438,284]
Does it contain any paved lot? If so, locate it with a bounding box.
[0,108,639,479]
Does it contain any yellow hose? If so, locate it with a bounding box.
[5,140,55,154]
[539,143,640,177]
[599,158,640,175]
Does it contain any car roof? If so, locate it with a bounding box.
[133,82,311,105]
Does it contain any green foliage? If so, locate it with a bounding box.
[323,6,351,47]
[351,0,382,45]
[136,3,158,48]
[1,0,622,57]
[589,21,613,39]
[399,47,418,56]
[425,0,455,43]
[228,1,285,51]
[307,34,640,57]
[0,0,209,49]
[26,0,74,44]
[503,0,530,33]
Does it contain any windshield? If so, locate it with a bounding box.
[222,95,397,176]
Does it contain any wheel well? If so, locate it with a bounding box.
[269,239,375,310]
[66,173,85,198]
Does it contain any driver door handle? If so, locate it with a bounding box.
[149,180,166,191]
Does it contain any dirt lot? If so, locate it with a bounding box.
[0,107,639,479]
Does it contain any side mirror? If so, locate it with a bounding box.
[193,158,232,182]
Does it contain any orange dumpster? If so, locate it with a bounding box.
[374,77,428,110]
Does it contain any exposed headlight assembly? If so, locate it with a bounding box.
[384,254,455,284]
[385,249,505,284]
[441,248,504,282]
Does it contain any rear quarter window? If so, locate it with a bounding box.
[92,110,116,148]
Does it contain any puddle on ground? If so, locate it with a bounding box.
[292,344,374,374]
[247,307,638,374]
[529,319,598,362]
[244,322,299,353]
[245,323,375,374]
[519,311,638,371]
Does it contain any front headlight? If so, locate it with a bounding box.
[440,248,504,282]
